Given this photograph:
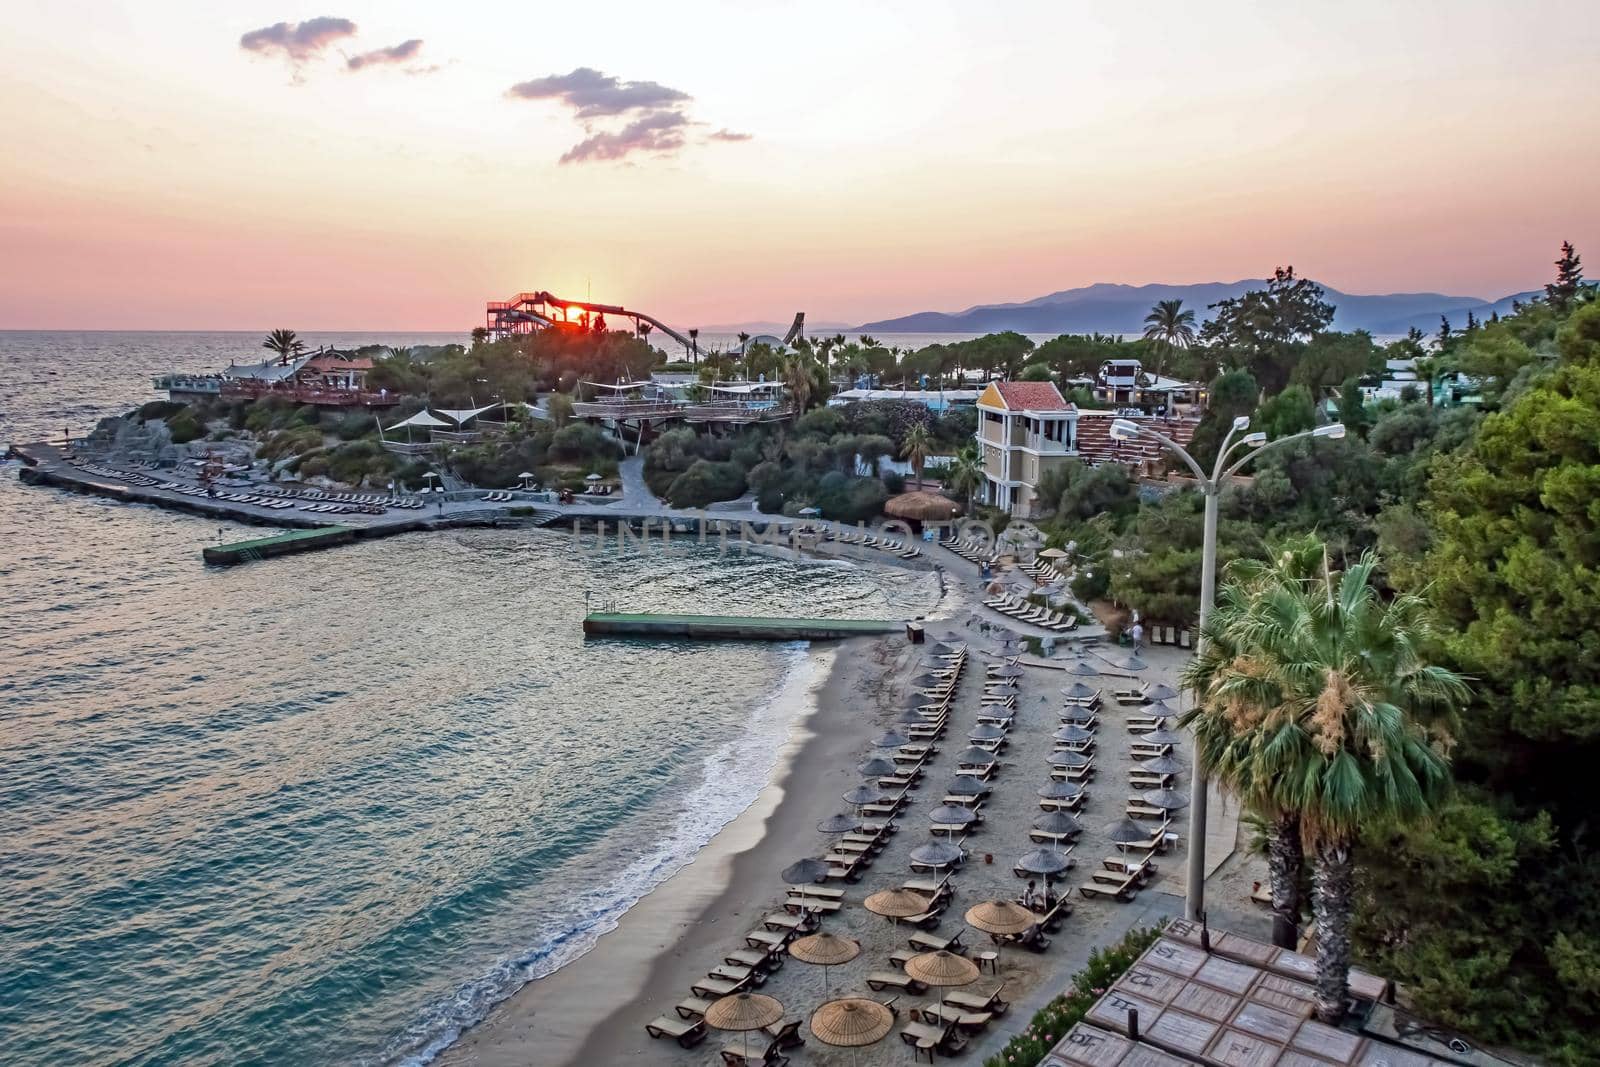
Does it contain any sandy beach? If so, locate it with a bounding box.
[438,544,1270,1067]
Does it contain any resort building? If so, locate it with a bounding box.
[975,381,1078,516]
[976,379,1202,517]
[828,387,982,411]
[1089,359,1207,415]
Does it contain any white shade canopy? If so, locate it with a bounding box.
[384,409,451,431]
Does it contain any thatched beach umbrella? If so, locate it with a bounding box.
[1049,750,1091,769]
[896,706,930,725]
[810,997,895,1067]
[1145,683,1179,701]
[1141,722,1185,746]
[905,950,979,1022]
[1060,705,1097,725]
[1107,818,1154,845]
[1037,781,1082,801]
[1143,788,1191,812]
[705,992,784,1063]
[1033,811,1083,836]
[789,931,860,992]
[864,888,932,925]
[1038,547,1069,560]
[969,723,1007,742]
[965,899,1037,936]
[987,625,1020,643]
[885,490,961,523]
[910,841,965,869]
[947,774,990,796]
[1053,724,1094,744]
[955,746,997,767]
[873,730,909,749]
[859,756,898,777]
[843,783,888,808]
[817,813,862,834]
[1142,755,1186,776]
[1060,682,1099,700]
[782,858,830,884]
[928,805,976,838]
[932,629,968,644]
[1064,659,1100,677]
[1015,846,1072,877]
[910,672,950,691]
[1143,700,1178,718]
[990,664,1025,679]
[925,641,958,657]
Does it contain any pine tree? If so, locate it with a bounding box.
[1545,241,1583,311]
[1436,316,1452,349]
[1465,310,1479,332]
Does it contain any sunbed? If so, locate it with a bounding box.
[946,986,1010,1015]
[644,1014,707,1047]
[675,995,715,1019]
[867,970,927,993]
[908,929,965,954]
[1126,798,1167,819]
[690,974,752,998]
[918,1001,995,1031]
[1077,869,1141,902]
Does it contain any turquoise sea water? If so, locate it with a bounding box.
[0,332,937,1065]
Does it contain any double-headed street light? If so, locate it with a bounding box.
[1110,414,1345,922]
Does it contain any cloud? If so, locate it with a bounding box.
[708,129,753,143]
[507,67,691,119]
[347,38,425,71]
[560,110,691,164]
[239,17,357,64]
[508,67,747,164]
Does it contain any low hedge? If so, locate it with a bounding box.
[982,922,1165,1067]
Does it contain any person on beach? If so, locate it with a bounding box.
[1019,879,1039,910]
[1130,620,1144,650]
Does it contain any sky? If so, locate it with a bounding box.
[1,0,1596,331]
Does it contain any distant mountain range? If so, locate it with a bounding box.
[854,280,1539,337]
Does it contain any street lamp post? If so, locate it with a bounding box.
[1110,415,1345,922]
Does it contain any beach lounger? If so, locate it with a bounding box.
[745,929,788,950]
[868,970,927,994]
[719,1040,790,1067]
[690,974,752,998]
[945,987,1009,1016]
[1129,770,1175,790]
[1078,869,1141,902]
[1114,687,1146,705]
[1037,895,1074,932]
[1131,742,1173,759]
[900,1018,967,1061]
[787,884,845,901]
[675,995,715,1019]
[645,1014,707,1048]
[708,963,765,986]
[725,947,784,972]
[763,1017,805,1050]
[903,877,955,901]
[917,1001,995,1032]
[762,911,817,934]
[1126,798,1167,819]
[1040,792,1086,813]
[908,929,965,954]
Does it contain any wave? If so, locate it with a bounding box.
[381,643,818,1067]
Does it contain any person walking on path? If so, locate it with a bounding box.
[1130,620,1144,651]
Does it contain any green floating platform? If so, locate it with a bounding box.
[203,525,357,566]
[583,612,904,641]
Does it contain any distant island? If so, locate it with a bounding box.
[856,279,1537,336]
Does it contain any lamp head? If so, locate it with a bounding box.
[1313,423,1347,440]
[1231,415,1251,431]
[1241,432,1267,447]
[1109,418,1139,442]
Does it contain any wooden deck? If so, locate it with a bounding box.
[583,612,904,641]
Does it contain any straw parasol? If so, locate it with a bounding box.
[1049,749,1091,769]
[1108,818,1155,844]
[817,813,862,834]
[1143,788,1191,812]
[909,841,965,869]
[1145,683,1179,701]
[843,783,889,808]
[990,664,1025,679]
[1143,755,1186,776]
[932,629,968,644]
[1143,700,1178,718]
[1060,705,1097,725]
[885,490,961,523]
[955,746,997,766]
[865,887,932,920]
[965,898,1037,936]
[969,723,1007,741]
[1065,659,1100,677]
[1033,811,1083,836]
[783,858,830,884]
[1060,682,1099,700]
[1053,724,1094,744]
[705,992,784,1063]
[1109,653,1148,672]
[859,756,898,777]
[905,949,979,1022]
[1015,846,1073,877]
[925,641,958,657]
[873,730,909,749]
[1141,722,1185,745]
[1038,547,1069,559]
[810,997,895,1066]
[928,805,977,838]
[1037,781,1083,800]
[910,672,950,691]
[987,625,1020,643]
[947,774,989,796]
[789,931,860,991]
[897,706,930,724]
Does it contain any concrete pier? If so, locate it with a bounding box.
[582,612,905,641]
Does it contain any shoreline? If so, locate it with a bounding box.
[435,636,885,1066]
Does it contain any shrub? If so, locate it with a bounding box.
[983,923,1165,1067]
[666,460,747,508]
[260,426,324,461]
[166,409,204,444]
[550,422,623,464]
[335,412,374,440]
[884,471,906,494]
[136,400,185,422]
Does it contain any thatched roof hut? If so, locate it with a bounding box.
[884,491,962,523]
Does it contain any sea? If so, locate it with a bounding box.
[0,331,942,1066]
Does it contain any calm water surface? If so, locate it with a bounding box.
[0,331,937,1065]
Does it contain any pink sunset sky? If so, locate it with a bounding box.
[1,0,1596,331]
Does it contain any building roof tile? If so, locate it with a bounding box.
[992,381,1071,411]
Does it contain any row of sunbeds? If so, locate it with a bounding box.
[819,525,923,560]
[69,460,163,487]
[939,533,999,566]
[982,590,1079,631]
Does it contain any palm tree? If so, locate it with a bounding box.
[782,351,817,421]
[688,328,700,364]
[737,330,751,356]
[901,423,932,490]
[1142,300,1197,376]
[262,328,305,365]
[945,443,983,513]
[1181,537,1326,949]
[1186,544,1466,1022]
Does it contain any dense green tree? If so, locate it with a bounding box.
[1186,368,1259,467]
[1253,384,1318,439]
[1201,267,1336,392]
[901,423,932,488]
[1033,458,1137,523]
[1291,331,1382,392]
